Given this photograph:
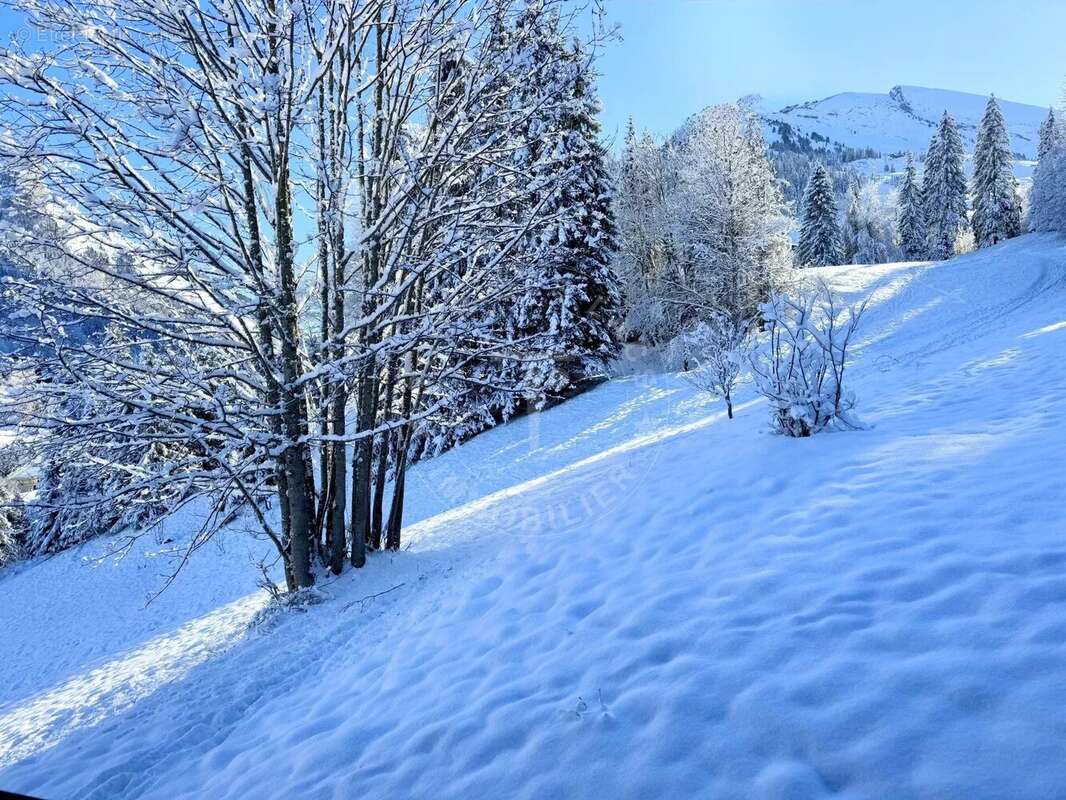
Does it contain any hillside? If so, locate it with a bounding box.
[763,84,1047,160]
[3,235,1066,798]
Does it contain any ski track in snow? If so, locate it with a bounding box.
[3,235,1066,799]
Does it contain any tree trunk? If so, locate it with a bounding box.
[315,79,333,558]
[385,364,414,551]
[328,226,348,574]
[385,428,409,551]
[370,355,397,549]
[370,427,390,551]
[277,171,315,587]
[350,366,373,568]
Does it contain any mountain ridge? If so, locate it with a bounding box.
[762,84,1048,160]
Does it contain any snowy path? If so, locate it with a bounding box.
[3,235,1066,799]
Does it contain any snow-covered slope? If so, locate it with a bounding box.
[4,235,1066,798]
[764,84,1047,159]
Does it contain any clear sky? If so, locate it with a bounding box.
[1,0,1062,147]
[595,0,1066,144]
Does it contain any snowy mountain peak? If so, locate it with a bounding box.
[764,85,1047,160]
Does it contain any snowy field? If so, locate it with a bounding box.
[3,234,1066,798]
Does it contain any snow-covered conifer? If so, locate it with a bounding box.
[511,24,621,402]
[1038,109,1059,161]
[923,113,968,260]
[1029,108,1066,232]
[797,165,842,267]
[971,97,1022,247]
[898,155,927,260]
[1029,142,1066,232]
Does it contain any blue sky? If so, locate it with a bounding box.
[595,0,1066,143]
[1,0,1062,146]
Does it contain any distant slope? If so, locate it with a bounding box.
[763,84,1047,159]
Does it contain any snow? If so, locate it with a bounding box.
[4,234,1066,798]
[764,84,1047,160]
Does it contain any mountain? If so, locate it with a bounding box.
[4,234,1066,798]
[762,84,1048,160]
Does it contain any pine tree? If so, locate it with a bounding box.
[1038,109,1058,161]
[922,112,968,260]
[616,116,654,290]
[971,97,1022,248]
[408,27,525,459]
[898,154,927,259]
[797,165,842,267]
[512,20,621,401]
[548,42,622,384]
[1030,144,1066,232]
[1030,108,1066,232]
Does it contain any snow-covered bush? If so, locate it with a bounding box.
[668,314,753,419]
[750,283,866,437]
[953,228,977,256]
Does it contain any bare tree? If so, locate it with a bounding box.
[749,282,866,437]
[668,313,753,419]
[0,0,606,590]
[615,104,792,346]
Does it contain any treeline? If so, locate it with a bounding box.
[613,105,792,346]
[800,98,1024,267]
[614,107,868,441]
[613,92,1033,348]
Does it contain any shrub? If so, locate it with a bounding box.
[668,313,753,419]
[750,283,866,437]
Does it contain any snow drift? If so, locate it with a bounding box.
[3,234,1066,799]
